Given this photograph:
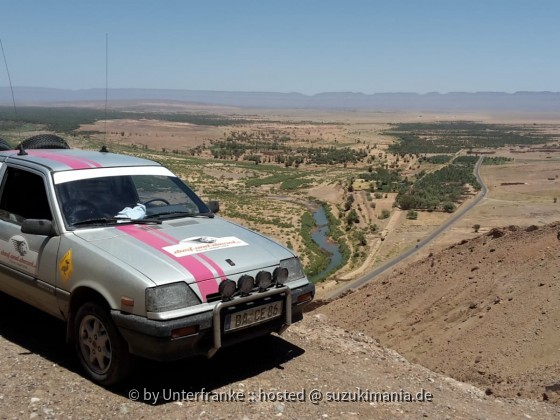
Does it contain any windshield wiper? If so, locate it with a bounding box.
[71,217,162,227]
[151,211,214,220]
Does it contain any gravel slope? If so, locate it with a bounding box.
[1,295,559,419]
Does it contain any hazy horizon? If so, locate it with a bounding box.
[3,86,560,95]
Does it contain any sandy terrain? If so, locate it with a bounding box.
[78,119,224,151]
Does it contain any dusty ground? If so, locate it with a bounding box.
[78,119,224,151]
[1,292,559,419]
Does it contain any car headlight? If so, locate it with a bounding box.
[279,257,306,283]
[146,282,200,312]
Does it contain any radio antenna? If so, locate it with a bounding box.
[0,39,17,118]
[103,33,109,148]
[98,34,111,153]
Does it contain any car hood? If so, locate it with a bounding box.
[72,217,294,301]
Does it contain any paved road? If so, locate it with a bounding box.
[324,156,487,300]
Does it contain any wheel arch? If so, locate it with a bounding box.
[66,286,112,344]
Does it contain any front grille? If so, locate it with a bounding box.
[205,292,222,303]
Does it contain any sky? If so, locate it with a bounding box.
[0,0,559,94]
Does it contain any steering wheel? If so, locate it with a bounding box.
[64,199,102,224]
[143,198,170,206]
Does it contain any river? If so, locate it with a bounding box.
[309,206,343,282]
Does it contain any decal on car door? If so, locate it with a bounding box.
[0,235,38,275]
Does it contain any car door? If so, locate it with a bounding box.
[0,164,61,318]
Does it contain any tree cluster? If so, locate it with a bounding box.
[396,160,480,211]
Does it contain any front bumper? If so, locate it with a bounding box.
[111,283,315,361]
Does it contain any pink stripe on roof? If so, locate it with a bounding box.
[74,156,103,168]
[28,151,102,169]
[116,225,219,302]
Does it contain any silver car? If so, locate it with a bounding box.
[0,145,315,385]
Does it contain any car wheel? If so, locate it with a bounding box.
[18,134,70,150]
[0,138,11,151]
[74,302,132,385]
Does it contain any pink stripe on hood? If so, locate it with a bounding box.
[197,254,227,281]
[116,225,219,302]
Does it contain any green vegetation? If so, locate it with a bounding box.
[300,211,329,280]
[396,158,480,211]
[386,121,555,154]
[406,210,418,220]
[358,168,409,193]
[482,156,514,165]
[321,204,350,279]
[209,130,368,165]
[346,209,359,225]
[454,155,480,164]
[379,209,391,219]
[443,202,456,213]
[280,178,311,190]
[0,106,251,135]
[421,154,452,164]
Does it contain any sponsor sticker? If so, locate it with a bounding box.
[162,236,248,257]
[0,235,38,275]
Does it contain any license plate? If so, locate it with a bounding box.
[224,301,283,332]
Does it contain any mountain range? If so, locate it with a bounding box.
[1,87,560,111]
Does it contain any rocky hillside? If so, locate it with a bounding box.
[318,222,560,406]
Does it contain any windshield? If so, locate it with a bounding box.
[55,174,210,228]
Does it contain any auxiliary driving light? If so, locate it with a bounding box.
[237,274,254,295]
[273,267,289,286]
[219,279,236,300]
[256,271,272,291]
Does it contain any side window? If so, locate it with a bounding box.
[0,167,53,223]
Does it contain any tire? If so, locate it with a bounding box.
[18,134,70,150]
[74,302,133,385]
[0,138,11,151]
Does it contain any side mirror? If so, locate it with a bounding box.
[207,200,220,214]
[21,219,57,237]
